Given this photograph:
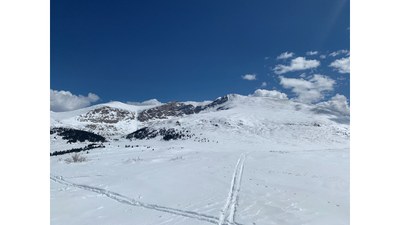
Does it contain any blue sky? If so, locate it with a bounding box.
[51,0,349,105]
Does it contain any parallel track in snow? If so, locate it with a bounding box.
[51,175,242,225]
[218,154,246,225]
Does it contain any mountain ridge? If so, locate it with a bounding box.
[51,92,349,151]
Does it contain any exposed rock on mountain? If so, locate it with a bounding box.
[78,106,135,123]
[137,95,233,122]
[201,95,230,111]
[50,93,350,145]
[137,102,202,122]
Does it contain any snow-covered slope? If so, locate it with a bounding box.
[51,94,349,144]
[51,101,155,137]
[133,94,349,149]
[50,93,349,225]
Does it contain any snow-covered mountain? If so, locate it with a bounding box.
[51,93,349,225]
[51,93,349,144]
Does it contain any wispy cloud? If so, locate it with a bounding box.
[279,74,335,103]
[127,99,162,106]
[306,51,318,56]
[329,49,349,57]
[242,74,257,81]
[330,57,350,73]
[273,57,320,74]
[276,51,294,60]
[50,89,100,112]
[261,82,267,87]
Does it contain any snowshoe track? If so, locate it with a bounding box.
[51,175,242,225]
[218,154,246,225]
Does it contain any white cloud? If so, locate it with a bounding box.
[329,49,349,57]
[279,74,335,103]
[315,94,350,116]
[127,99,162,106]
[306,51,318,56]
[299,73,307,78]
[261,82,267,87]
[273,57,320,74]
[50,89,100,112]
[330,57,350,73]
[276,51,294,60]
[242,74,257,81]
[251,89,288,100]
[320,54,327,59]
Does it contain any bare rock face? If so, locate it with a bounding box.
[84,124,118,133]
[137,96,232,122]
[202,95,229,111]
[78,106,135,124]
[137,102,202,122]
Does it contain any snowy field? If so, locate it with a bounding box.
[51,141,348,225]
[51,94,349,225]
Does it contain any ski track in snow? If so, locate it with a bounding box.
[51,175,243,225]
[218,154,246,225]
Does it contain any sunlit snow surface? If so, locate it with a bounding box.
[51,95,349,225]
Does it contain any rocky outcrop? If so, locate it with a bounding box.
[78,106,135,124]
[137,96,231,122]
[202,95,230,111]
[137,102,202,122]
